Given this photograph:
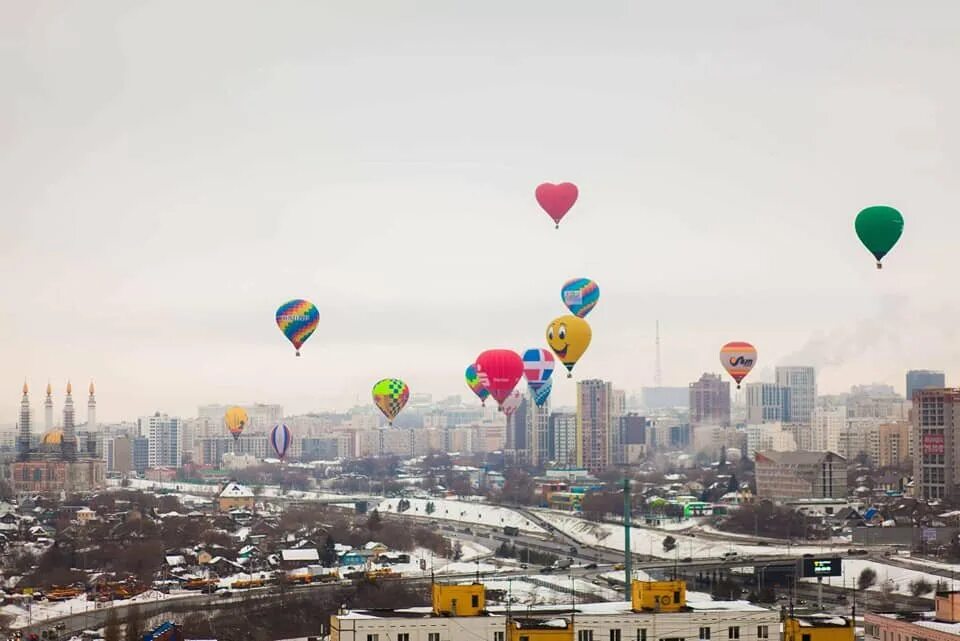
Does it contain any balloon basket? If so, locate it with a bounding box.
[876,262,883,270]
[567,373,572,379]
[555,223,559,230]
[295,350,301,357]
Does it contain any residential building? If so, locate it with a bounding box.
[217,481,255,512]
[878,421,910,468]
[526,396,551,467]
[138,413,183,469]
[754,450,847,500]
[330,580,780,641]
[550,413,577,466]
[689,373,730,426]
[912,388,960,501]
[506,396,529,462]
[619,414,647,465]
[640,387,689,410]
[811,406,847,453]
[745,422,797,459]
[609,388,626,464]
[907,370,946,401]
[866,591,960,641]
[784,614,853,641]
[745,383,791,423]
[776,366,817,425]
[836,419,881,466]
[577,380,614,473]
[693,424,746,457]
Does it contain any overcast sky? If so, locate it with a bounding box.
[3,1,959,422]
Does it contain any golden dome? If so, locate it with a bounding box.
[42,430,64,445]
[89,380,95,395]
[66,381,72,395]
[46,382,52,396]
[22,381,28,395]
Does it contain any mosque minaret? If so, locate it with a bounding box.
[44,382,53,431]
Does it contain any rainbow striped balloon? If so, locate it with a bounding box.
[719,341,758,389]
[561,278,600,318]
[275,299,319,356]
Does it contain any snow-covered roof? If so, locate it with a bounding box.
[364,541,386,550]
[281,549,319,562]
[165,555,186,567]
[219,482,254,498]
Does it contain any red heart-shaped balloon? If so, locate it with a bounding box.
[535,182,579,227]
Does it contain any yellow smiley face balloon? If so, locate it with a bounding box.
[546,315,592,378]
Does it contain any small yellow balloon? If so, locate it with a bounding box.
[546,315,592,377]
[224,406,249,441]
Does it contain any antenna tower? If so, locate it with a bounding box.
[654,320,663,387]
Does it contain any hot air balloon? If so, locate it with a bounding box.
[532,378,553,407]
[465,364,490,406]
[535,182,579,229]
[561,278,600,318]
[522,348,555,392]
[270,423,292,460]
[855,205,904,269]
[276,299,320,356]
[474,349,524,411]
[224,407,248,441]
[720,341,757,389]
[501,390,523,418]
[372,378,410,425]
[546,315,592,378]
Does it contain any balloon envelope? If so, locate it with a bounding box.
[372,378,410,425]
[522,348,555,391]
[720,341,757,388]
[276,299,320,355]
[546,315,592,376]
[561,278,600,318]
[474,349,524,409]
[270,423,292,460]
[224,407,249,441]
[855,206,904,268]
[502,390,523,418]
[532,378,553,407]
[535,182,579,227]
[465,365,490,404]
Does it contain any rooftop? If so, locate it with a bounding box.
[876,612,960,635]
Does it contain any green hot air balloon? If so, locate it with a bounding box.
[855,205,904,269]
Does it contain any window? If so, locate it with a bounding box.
[802,635,811,641]
[397,636,409,641]
[758,627,768,639]
[638,630,647,641]
[521,637,529,641]
[728,627,740,640]
[611,631,622,641]
[495,634,504,641]
[472,595,479,608]
[700,628,711,640]
[366,636,378,641]
[579,631,594,641]
[429,634,440,641]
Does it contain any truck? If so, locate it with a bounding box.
[503,526,519,536]
[553,558,573,570]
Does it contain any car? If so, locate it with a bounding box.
[540,567,555,574]
[585,563,598,569]
[802,553,814,558]
[680,557,692,563]
[520,564,528,569]
[847,548,868,556]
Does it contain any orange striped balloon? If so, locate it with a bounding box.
[720,341,757,389]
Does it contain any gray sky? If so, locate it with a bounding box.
[3,1,959,422]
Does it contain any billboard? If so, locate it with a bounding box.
[801,557,842,577]
[923,433,945,455]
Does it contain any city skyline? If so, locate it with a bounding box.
[4,2,960,420]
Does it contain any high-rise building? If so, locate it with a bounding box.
[906,370,946,401]
[577,380,614,473]
[878,421,910,468]
[775,366,817,425]
[138,413,183,468]
[810,406,846,452]
[197,403,283,434]
[62,381,77,460]
[912,388,960,501]
[640,387,689,410]
[506,396,529,462]
[87,381,97,439]
[619,414,648,465]
[689,373,730,427]
[745,383,791,423]
[609,389,626,464]
[18,382,31,459]
[43,383,53,431]
[549,413,577,466]
[755,450,847,500]
[525,396,551,467]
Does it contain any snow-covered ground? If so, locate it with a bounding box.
[806,558,960,596]
[483,579,584,607]
[376,497,546,534]
[1,590,195,629]
[533,575,622,601]
[117,478,370,504]
[536,511,846,559]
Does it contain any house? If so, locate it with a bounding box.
[76,508,97,525]
[217,481,255,513]
[280,548,320,569]
[165,555,187,569]
[339,549,375,568]
[363,541,388,556]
